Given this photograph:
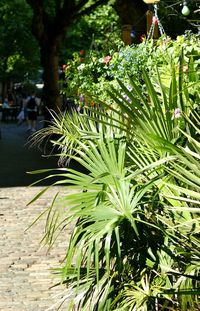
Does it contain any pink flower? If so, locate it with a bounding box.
[103,55,112,65]
[152,16,158,25]
[174,108,181,119]
[62,64,67,70]
[79,94,85,102]
[139,34,146,42]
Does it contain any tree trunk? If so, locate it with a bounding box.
[40,43,61,123]
[25,0,111,126]
[2,58,10,100]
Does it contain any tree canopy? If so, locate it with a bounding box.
[0,0,40,97]
[0,0,199,108]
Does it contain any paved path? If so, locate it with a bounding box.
[0,186,74,311]
[0,119,75,310]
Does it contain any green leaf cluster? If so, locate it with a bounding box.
[62,1,121,60]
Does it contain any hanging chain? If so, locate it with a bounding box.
[147,4,166,40]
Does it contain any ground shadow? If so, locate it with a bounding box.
[0,119,83,187]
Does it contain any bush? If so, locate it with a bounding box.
[62,33,200,109]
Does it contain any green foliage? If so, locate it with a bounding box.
[0,0,40,84]
[30,45,200,310]
[63,33,200,110]
[62,1,121,60]
[83,0,119,51]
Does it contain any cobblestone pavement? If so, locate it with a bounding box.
[0,186,75,311]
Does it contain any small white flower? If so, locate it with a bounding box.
[77,64,85,71]
[174,108,181,119]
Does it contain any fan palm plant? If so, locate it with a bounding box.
[29,55,200,310]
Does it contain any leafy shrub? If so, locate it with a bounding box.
[30,47,200,309]
[62,33,200,110]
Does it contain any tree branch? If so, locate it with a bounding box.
[55,0,61,12]
[53,0,109,39]
[26,0,109,46]
[25,0,45,10]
